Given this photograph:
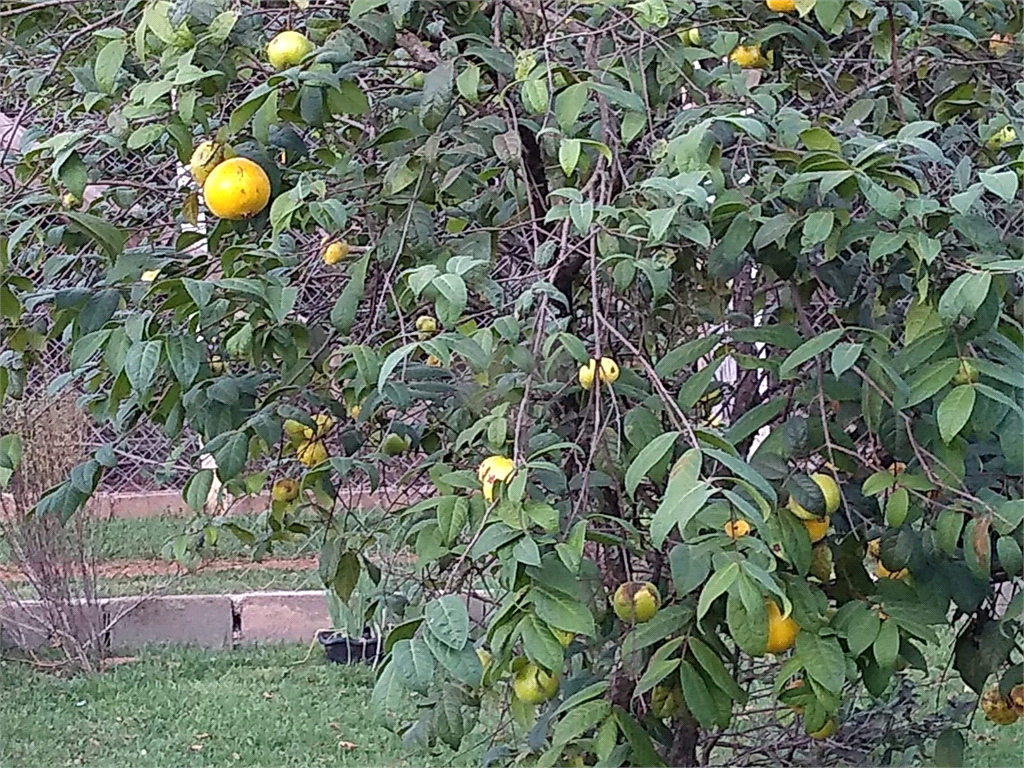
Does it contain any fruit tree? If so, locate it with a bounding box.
[1,0,1022,765]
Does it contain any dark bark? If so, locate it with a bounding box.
[665,715,700,767]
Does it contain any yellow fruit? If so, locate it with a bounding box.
[203,157,271,220]
[415,315,438,335]
[986,125,1018,150]
[513,663,560,705]
[552,628,575,648]
[271,478,299,503]
[867,538,881,559]
[724,519,751,540]
[766,0,797,11]
[284,419,311,440]
[322,241,349,265]
[141,269,160,282]
[808,718,838,739]
[730,44,766,69]
[62,192,80,208]
[788,473,841,519]
[612,581,661,624]
[982,686,1021,725]
[651,685,684,718]
[189,140,225,186]
[875,562,908,580]
[989,33,1014,58]
[296,440,328,467]
[578,359,597,390]
[1008,684,1023,716]
[598,357,619,384]
[266,30,313,71]
[349,405,361,420]
[952,359,980,386]
[210,355,226,375]
[803,516,829,543]
[765,600,800,654]
[480,455,515,502]
[314,413,334,437]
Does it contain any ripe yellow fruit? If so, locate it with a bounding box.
[788,473,841,520]
[981,685,1021,725]
[513,663,560,705]
[271,478,299,503]
[189,140,225,186]
[803,516,829,543]
[766,0,797,11]
[598,357,619,384]
[612,581,661,624]
[875,562,908,580]
[730,44,767,68]
[296,440,328,467]
[480,455,515,502]
[322,241,349,265]
[651,685,684,718]
[724,519,751,540]
[866,538,881,559]
[415,315,438,335]
[552,628,575,648]
[578,359,597,390]
[808,718,838,739]
[266,30,313,71]
[765,600,800,654]
[1008,684,1023,716]
[203,157,271,220]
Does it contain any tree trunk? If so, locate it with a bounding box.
[665,715,700,768]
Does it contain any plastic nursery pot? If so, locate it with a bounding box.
[317,628,382,665]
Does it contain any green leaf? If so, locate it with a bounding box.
[796,632,845,693]
[779,328,844,378]
[213,431,249,482]
[624,431,679,498]
[613,707,665,768]
[166,334,204,387]
[872,618,900,669]
[979,169,1019,203]
[436,495,469,545]
[635,637,684,695]
[78,288,120,334]
[420,60,454,131]
[183,469,214,513]
[830,342,863,378]
[847,608,880,658]
[423,634,483,687]
[709,212,754,280]
[377,343,416,392]
[937,385,976,443]
[670,544,711,596]
[532,587,596,637]
[433,273,467,327]
[678,660,717,728]
[552,700,610,748]
[697,562,739,620]
[521,615,564,673]
[689,637,746,703]
[555,82,589,132]
[369,662,404,720]
[64,212,126,257]
[938,272,991,324]
[424,594,470,651]
[330,253,369,334]
[801,210,834,248]
[94,39,127,93]
[885,487,910,528]
[933,729,965,768]
[650,475,714,548]
[124,340,162,393]
[456,62,480,103]
[994,499,1024,537]
[654,334,722,377]
[906,358,960,407]
[391,638,435,693]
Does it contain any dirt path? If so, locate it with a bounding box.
[0,554,320,582]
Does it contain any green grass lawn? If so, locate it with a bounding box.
[1,643,1019,767]
[0,645,486,768]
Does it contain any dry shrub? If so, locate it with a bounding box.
[0,390,103,671]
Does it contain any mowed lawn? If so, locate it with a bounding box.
[0,645,485,768]
[2,642,1022,768]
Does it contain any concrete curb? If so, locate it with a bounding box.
[1,589,495,652]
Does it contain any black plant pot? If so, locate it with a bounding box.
[317,628,382,665]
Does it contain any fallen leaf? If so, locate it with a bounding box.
[89,738,100,747]
[194,733,209,739]
[262,691,274,699]
[190,744,203,752]
[338,740,357,750]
